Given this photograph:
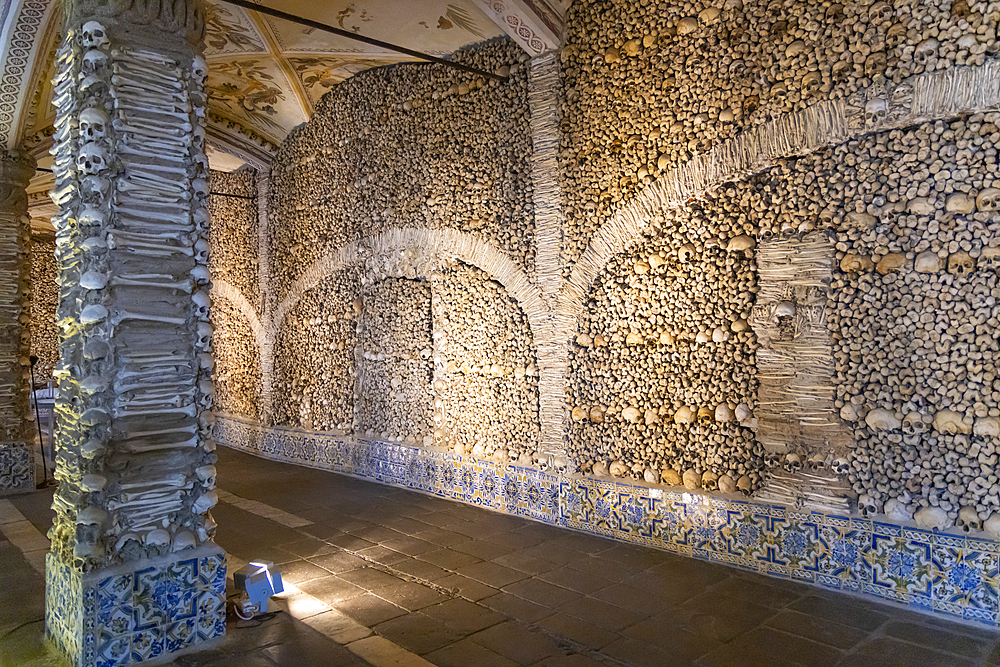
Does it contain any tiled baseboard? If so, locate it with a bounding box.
[0,441,34,495]
[214,414,1000,629]
[45,546,227,667]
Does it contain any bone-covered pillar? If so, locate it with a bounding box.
[0,148,37,495]
[45,3,225,665]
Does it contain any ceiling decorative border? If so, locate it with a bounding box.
[0,0,55,148]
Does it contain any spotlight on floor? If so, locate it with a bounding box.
[233,561,284,620]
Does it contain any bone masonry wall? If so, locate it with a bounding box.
[202,0,1000,595]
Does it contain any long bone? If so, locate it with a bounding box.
[112,277,193,292]
[122,435,200,452]
[111,310,187,325]
[109,234,194,255]
[111,47,180,67]
[119,143,190,162]
[115,99,193,116]
[118,178,190,198]
[110,229,192,244]
[110,59,182,83]
[111,74,184,93]
[115,403,197,419]
[121,425,198,440]
[112,86,188,108]
[112,117,190,136]
[125,162,193,178]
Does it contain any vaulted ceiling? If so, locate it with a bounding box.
[2,0,566,232]
[202,0,504,149]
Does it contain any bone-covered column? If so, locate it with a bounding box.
[45,4,226,665]
[0,149,37,495]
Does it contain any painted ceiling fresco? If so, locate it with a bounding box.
[203,0,502,148]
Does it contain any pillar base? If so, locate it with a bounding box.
[45,545,227,667]
[0,441,34,495]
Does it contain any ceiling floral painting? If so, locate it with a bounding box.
[200,0,502,148]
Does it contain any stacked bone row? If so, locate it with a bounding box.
[559,0,1000,270]
[47,21,217,566]
[271,268,359,431]
[569,201,761,493]
[30,238,58,385]
[356,278,434,443]
[267,40,532,310]
[432,262,539,462]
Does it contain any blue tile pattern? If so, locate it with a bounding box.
[45,548,226,667]
[214,414,1000,629]
[0,441,34,494]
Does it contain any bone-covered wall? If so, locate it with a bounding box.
[198,0,1000,541]
[272,268,359,431]
[433,262,540,461]
[209,170,259,308]
[208,169,263,420]
[30,237,57,384]
[557,0,998,268]
[267,39,533,311]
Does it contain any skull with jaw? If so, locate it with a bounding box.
[79,108,109,143]
[77,143,108,175]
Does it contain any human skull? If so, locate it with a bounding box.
[957,506,982,533]
[770,82,788,100]
[696,406,714,423]
[980,247,1000,274]
[80,21,109,49]
[191,55,208,82]
[701,470,719,490]
[715,404,735,422]
[902,412,928,436]
[195,321,213,351]
[974,417,1000,437]
[81,49,107,74]
[682,468,701,489]
[865,52,887,78]
[831,457,850,476]
[195,465,217,489]
[676,17,699,35]
[194,239,209,265]
[192,290,211,320]
[933,409,971,434]
[886,23,907,49]
[914,505,951,531]
[736,475,752,495]
[674,406,695,425]
[858,494,881,517]
[868,0,893,23]
[914,39,939,66]
[948,252,975,277]
[77,143,108,175]
[840,254,874,273]
[976,188,1000,212]
[775,300,795,321]
[876,253,906,275]
[864,98,888,127]
[801,71,822,96]
[785,452,803,470]
[79,108,108,143]
[698,7,721,24]
[832,60,851,80]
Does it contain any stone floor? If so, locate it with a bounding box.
[2,446,999,667]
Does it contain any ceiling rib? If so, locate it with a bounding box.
[218,0,508,82]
